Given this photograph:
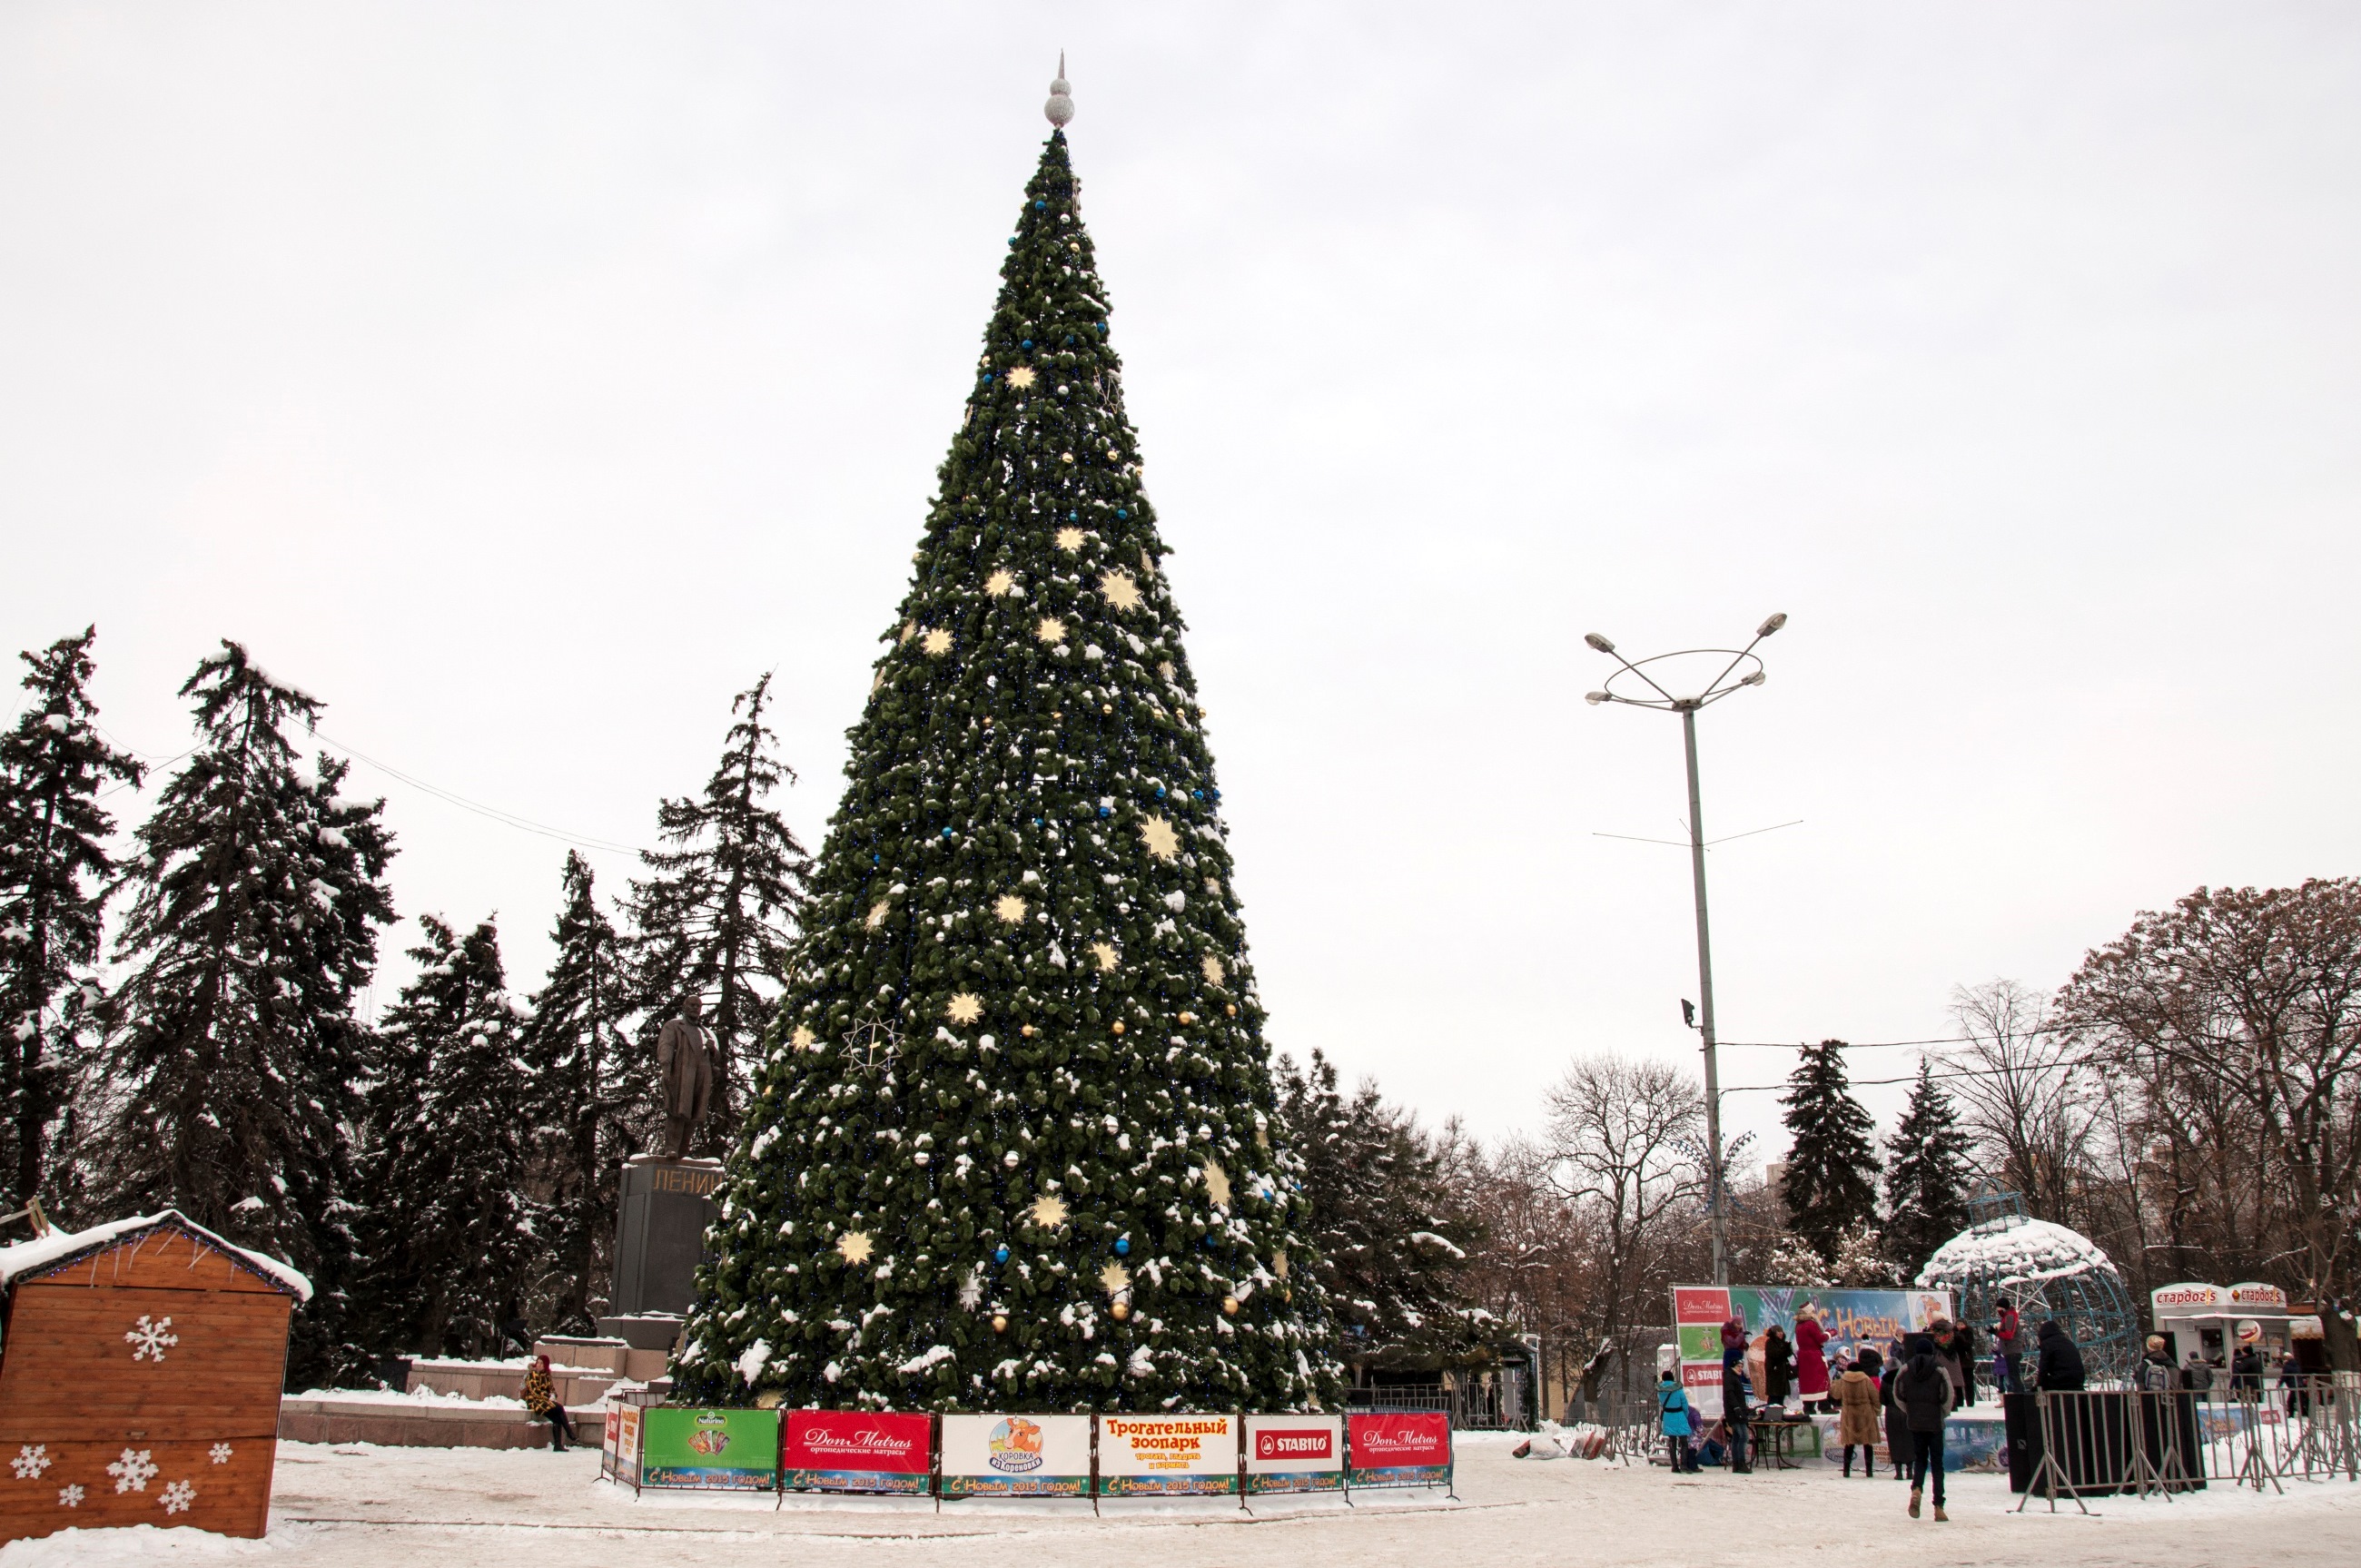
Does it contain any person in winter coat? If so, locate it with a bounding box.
[1930,1320,1967,1407]
[1994,1303,2022,1393]
[1722,1346,1756,1473]
[1745,1331,1770,1409]
[1794,1307,1832,1413]
[1895,1333,1955,1520]
[1657,1370,1699,1474]
[1834,1348,1883,1478]
[2181,1351,2214,1394]
[521,1355,575,1452]
[1764,1325,1795,1406]
[2034,1319,2087,1392]
[2230,1344,2265,1395]
[2138,1336,2178,1392]
[1950,1319,1979,1406]
[1880,1343,1912,1481]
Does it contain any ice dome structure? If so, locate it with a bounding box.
[1915,1204,2140,1386]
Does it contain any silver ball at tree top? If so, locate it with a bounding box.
[1044,53,1074,128]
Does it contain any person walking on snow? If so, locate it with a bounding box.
[522,1354,575,1452]
[1657,1370,1698,1474]
[1896,1333,1956,1521]
[1794,1306,1832,1413]
[1835,1347,1884,1478]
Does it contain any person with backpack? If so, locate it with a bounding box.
[1657,1369,1699,1474]
[1896,1333,1956,1521]
[2138,1336,2178,1393]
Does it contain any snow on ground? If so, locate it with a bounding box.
[5,1432,2356,1567]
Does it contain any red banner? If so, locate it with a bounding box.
[1673,1287,1731,1322]
[1347,1412,1452,1486]
[783,1410,932,1493]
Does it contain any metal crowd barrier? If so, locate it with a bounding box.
[2017,1375,2360,1512]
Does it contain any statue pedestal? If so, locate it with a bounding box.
[606,1156,724,1321]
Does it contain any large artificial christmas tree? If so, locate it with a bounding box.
[101,643,395,1382]
[1778,1039,1882,1264]
[673,84,1339,1414]
[0,627,142,1214]
[626,672,812,1152]
[1882,1060,1971,1278]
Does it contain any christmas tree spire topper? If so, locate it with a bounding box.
[1044,53,1073,128]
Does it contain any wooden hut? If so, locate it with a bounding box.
[0,1210,309,1544]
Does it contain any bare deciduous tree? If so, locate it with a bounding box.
[1945,978,2094,1221]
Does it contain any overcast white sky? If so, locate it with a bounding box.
[5,4,2357,1166]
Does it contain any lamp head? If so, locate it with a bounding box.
[1742,671,1767,687]
[1583,632,1615,654]
[1584,691,1611,706]
[1757,612,1788,638]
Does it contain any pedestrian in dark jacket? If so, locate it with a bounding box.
[2181,1351,2214,1394]
[1722,1346,1754,1473]
[1880,1346,1911,1480]
[2230,1345,2265,1395]
[2137,1336,2177,1392]
[1951,1319,1979,1406]
[1896,1335,1955,1521]
[1764,1324,1794,1406]
[2034,1319,2087,1391]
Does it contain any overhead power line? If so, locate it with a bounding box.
[309,728,649,859]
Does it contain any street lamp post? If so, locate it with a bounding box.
[1585,613,1787,1287]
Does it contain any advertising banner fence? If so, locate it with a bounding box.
[939,1414,1092,1498]
[783,1409,933,1494]
[602,1404,644,1486]
[638,1406,777,1491]
[1671,1285,1954,1418]
[1243,1413,1344,1494]
[1095,1413,1240,1495]
[1346,1411,1452,1489]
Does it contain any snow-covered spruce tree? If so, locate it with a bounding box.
[625,672,812,1153]
[519,851,643,1330]
[356,915,542,1357]
[671,121,1339,1414]
[0,627,142,1213]
[101,642,395,1383]
[1882,1060,1971,1277]
[1778,1039,1882,1265]
[1274,1050,1486,1377]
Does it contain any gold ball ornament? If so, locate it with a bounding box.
[1221,1296,1240,1317]
[1111,1300,1131,1321]
[1101,704,1113,715]
[1020,1023,1036,1038]
[1111,1021,1124,1036]
[1177,1011,1196,1025]
[992,1314,1009,1334]
[1226,1003,1239,1017]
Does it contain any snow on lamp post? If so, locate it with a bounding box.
[1585,614,1787,1286]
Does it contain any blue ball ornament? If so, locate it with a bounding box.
[1155,786,1167,799]
[994,1245,1010,1264]
[1022,340,1033,350]
[1114,1237,1131,1256]
[1115,509,1129,519]
[942,827,954,839]
[1097,805,1111,819]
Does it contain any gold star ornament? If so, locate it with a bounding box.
[985,568,1015,597]
[1139,815,1180,862]
[1055,527,1086,553]
[946,992,983,1025]
[865,899,892,930]
[994,893,1027,924]
[1092,942,1119,973]
[1030,1193,1070,1228]
[1007,365,1037,390]
[790,1024,817,1050]
[1201,954,1226,987]
[837,1231,874,1266]
[1035,616,1066,646]
[921,628,953,657]
[1100,570,1141,611]
[1202,1159,1232,1207]
[1101,1262,1131,1297]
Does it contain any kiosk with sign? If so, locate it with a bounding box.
[2149,1281,2296,1367]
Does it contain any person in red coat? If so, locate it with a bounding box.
[1794,1306,1832,1413]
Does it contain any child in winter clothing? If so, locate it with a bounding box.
[1657,1372,1698,1473]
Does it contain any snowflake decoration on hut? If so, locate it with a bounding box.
[160,1479,196,1514]
[11,1445,50,1480]
[107,1448,157,1494]
[123,1314,179,1362]
[209,1443,234,1465]
[57,1484,84,1509]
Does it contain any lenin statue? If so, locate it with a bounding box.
[656,994,719,1159]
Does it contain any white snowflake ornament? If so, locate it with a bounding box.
[160,1478,196,1514]
[123,1314,179,1362]
[209,1443,234,1465]
[11,1444,50,1479]
[108,1447,157,1493]
[57,1484,84,1508]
